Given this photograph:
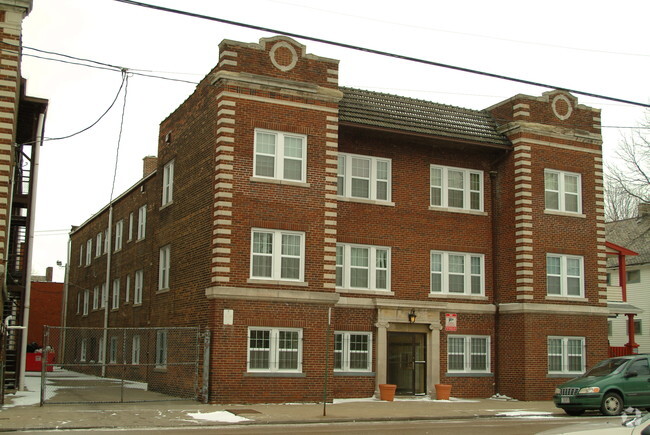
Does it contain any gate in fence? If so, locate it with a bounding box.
[40,326,205,405]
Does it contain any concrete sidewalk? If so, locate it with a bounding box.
[0,395,564,432]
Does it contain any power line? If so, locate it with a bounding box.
[113,0,650,109]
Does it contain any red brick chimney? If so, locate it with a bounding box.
[143,156,157,177]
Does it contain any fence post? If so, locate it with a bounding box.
[201,329,210,404]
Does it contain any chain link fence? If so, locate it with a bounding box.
[40,326,204,404]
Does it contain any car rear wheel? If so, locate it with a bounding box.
[563,408,585,416]
[600,392,624,416]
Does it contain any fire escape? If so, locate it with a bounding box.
[2,92,47,392]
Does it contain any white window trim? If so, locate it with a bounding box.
[334,331,372,372]
[128,212,134,242]
[430,251,485,296]
[544,169,582,214]
[162,160,174,206]
[125,275,130,304]
[101,283,107,309]
[115,220,123,252]
[253,129,307,183]
[134,270,143,305]
[159,245,171,290]
[430,165,484,212]
[112,278,120,310]
[447,335,491,373]
[79,246,83,266]
[137,205,147,240]
[109,336,118,364]
[155,329,168,369]
[546,254,584,298]
[80,339,87,362]
[93,286,99,310]
[250,229,305,282]
[336,243,391,291]
[83,289,89,316]
[103,229,109,254]
[337,153,392,203]
[548,336,585,375]
[85,239,92,266]
[247,327,303,373]
[132,335,140,365]
[95,233,102,257]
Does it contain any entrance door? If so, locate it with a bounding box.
[387,332,427,395]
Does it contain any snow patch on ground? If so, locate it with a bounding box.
[496,410,555,418]
[186,410,250,423]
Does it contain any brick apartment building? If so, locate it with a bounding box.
[64,36,608,404]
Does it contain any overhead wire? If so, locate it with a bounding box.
[113,0,650,109]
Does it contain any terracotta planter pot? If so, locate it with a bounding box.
[378,383,397,401]
[435,383,452,400]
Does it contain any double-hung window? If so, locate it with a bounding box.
[548,336,585,374]
[115,220,123,252]
[337,153,391,202]
[162,160,174,206]
[95,233,102,257]
[546,254,584,297]
[93,286,99,310]
[336,244,390,291]
[430,251,484,295]
[137,205,147,240]
[132,335,141,365]
[125,275,130,303]
[112,278,120,309]
[253,129,306,182]
[103,229,109,254]
[80,339,88,362]
[430,165,483,212]
[128,212,134,241]
[447,335,490,373]
[86,239,92,265]
[247,327,302,372]
[250,229,304,282]
[544,169,582,214]
[159,245,171,290]
[134,270,143,305]
[109,337,118,364]
[83,289,89,316]
[100,283,107,309]
[334,332,372,372]
[155,329,167,368]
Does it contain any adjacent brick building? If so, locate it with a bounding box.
[64,36,608,403]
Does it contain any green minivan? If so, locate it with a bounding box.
[554,354,650,416]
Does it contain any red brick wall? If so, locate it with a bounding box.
[28,281,63,345]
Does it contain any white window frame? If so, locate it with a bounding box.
[132,335,140,365]
[430,165,484,212]
[155,329,167,368]
[128,212,134,242]
[95,232,102,257]
[253,129,307,183]
[83,289,89,316]
[447,335,490,373]
[93,286,99,310]
[86,239,92,266]
[109,336,118,364]
[250,229,305,282]
[162,160,174,206]
[80,339,88,362]
[103,229,109,254]
[546,254,584,297]
[115,220,123,252]
[101,283,107,309]
[336,243,391,291]
[544,169,582,214]
[247,327,303,373]
[134,270,143,305]
[159,245,171,290]
[98,337,105,363]
[337,153,391,202]
[125,275,130,303]
[112,278,120,309]
[137,205,147,240]
[430,251,485,296]
[79,246,83,266]
[334,331,372,372]
[548,336,585,375]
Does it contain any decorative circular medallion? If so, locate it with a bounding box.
[269,41,298,72]
[551,94,573,121]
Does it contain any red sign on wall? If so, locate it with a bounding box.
[445,313,457,331]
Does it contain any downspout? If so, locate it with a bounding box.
[102,205,113,377]
[18,112,44,391]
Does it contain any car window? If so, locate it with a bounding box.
[585,358,628,377]
[627,358,650,376]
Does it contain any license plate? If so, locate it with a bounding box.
[561,396,571,404]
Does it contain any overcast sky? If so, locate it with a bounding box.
[20,0,650,281]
